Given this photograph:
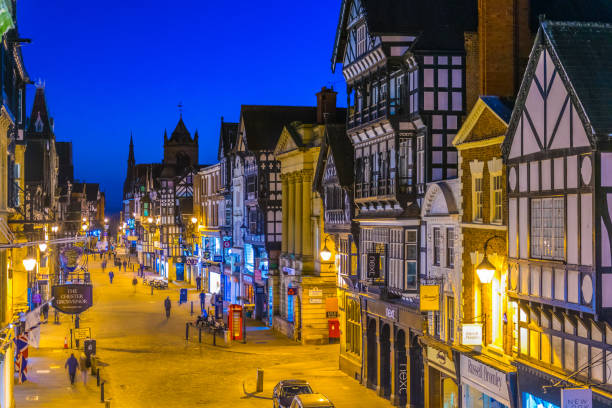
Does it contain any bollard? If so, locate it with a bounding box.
[256,368,264,393]
[54,309,59,325]
[190,301,193,315]
[213,328,216,346]
[90,356,96,375]
[198,326,202,343]
[97,369,100,386]
[105,400,111,408]
[100,381,105,402]
[185,323,189,340]
[150,285,153,295]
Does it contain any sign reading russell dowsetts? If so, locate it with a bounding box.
[52,284,93,314]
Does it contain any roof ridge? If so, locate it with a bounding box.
[544,20,612,29]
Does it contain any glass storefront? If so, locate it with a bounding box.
[443,378,459,408]
[463,384,508,408]
[523,393,559,408]
[209,271,221,294]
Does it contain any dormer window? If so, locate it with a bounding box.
[35,114,43,132]
[356,24,367,56]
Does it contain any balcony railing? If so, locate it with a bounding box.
[324,209,346,224]
[348,98,401,129]
[355,178,395,200]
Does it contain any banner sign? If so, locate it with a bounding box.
[397,349,408,406]
[52,284,93,314]
[561,388,592,408]
[420,285,440,311]
[367,253,380,279]
[60,246,83,272]
[460,355,510,404]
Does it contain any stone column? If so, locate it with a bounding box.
[295,172,303,257]
[301,170,312,257]
[281,174,289,253]
[288,174,295,254]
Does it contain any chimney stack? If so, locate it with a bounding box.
[316,87,337,124]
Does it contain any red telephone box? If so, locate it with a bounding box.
[328,319,340,339]
[228,304,243,341]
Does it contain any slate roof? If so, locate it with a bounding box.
[240,106,319,151]
[218,120,239,160]
[480,96,513,124]
[85,183,99,202]
[530,0,612,32]
[26,86,54,139]
[542,21,612,137]
[313,123,353,194]
[168,117,193,144]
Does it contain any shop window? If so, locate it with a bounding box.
[446,228,454,267]
[346,297,361,356]
[405,230,418,290]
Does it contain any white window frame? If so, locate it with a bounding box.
[530,197,565,260]
[469,160,484,222]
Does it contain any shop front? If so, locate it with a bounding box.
[459,354,517,408]
[424,345,459,408]
[363,297,424,406]
[515,361,611,408]
[208,264,221,294]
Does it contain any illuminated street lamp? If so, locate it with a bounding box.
[82,217,87,222]
[51,225,59,233]
[38,243,48,252]
[147,217,153,223]
[82,224,88,231]
[104,218,109,224]
[191,217,197,224]
[22,258,37,272]
[320,236,332,261]
[475,236,503,284]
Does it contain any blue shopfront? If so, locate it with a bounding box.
[515,362,610,408]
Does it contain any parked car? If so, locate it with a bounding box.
[272,380,313,408]
[289,394,334,408]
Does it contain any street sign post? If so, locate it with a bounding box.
[74,328,91,340]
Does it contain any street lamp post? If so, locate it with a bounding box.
[474,235,505,346]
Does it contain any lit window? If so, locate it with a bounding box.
[356,24,367,56]
[446,228,454,267]
[531,197,564,260]
[474,177,483,221]
[492,174,503,223]
[433,228,441,266]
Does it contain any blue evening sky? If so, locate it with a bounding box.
[18,1,347,213]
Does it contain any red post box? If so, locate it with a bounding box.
[228,304,243,341]
[328,319,340,339]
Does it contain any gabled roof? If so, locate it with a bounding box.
[503,21,612,157]
[168,116,194,144]
[218,119,239,160]
[453,96,511,148]
[543,21,612,138]
[529,0,612,32]
[239,105,318,151]
[331,0,477,69]
[26,85,54,139]
[85,183,100,202]
[313,123,353,194]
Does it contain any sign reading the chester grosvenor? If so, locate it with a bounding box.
[52,284,93,314]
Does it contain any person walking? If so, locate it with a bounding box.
[132,276,138,292]
[195,275,202,291]
[101,260,107,273]
[41,303,49,322]
[199,291,206,312]
[65,353,78,385]
[79,352,88,385]
[122,260,127,272]
[109,270,114,284]
[164,296,171,319]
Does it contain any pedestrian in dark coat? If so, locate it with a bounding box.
[195,275,202,291]
[65,353,79,385]
[122,260,127,271]
[41,303,49,322]
[199,291,206,312]
[109,270,114,284]
[164,296,171,319]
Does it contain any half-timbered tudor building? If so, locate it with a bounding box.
[313,122,360,376]
[273,88,346,343]
[331,0,477,404]
[217,119,239,302]
[234,104,319,322]
[503,21,612,407]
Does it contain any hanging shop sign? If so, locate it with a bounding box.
[213,255,223,263]
[366,253,380,279]
[561,388,592,408]
[52,284,93,314]
[287,287,297,296]
[426,346,456,375]
[420,285,440,311]
[397,348,408,407]
[127,236,138,241]
[60,246,83,272]
[460,355,510,405]
[461,323,482,345]
[223,240,231,249]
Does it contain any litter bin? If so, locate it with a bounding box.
[179,288,188,304]
[223,330,231,346]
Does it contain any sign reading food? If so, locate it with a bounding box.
[52,284,93,314]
